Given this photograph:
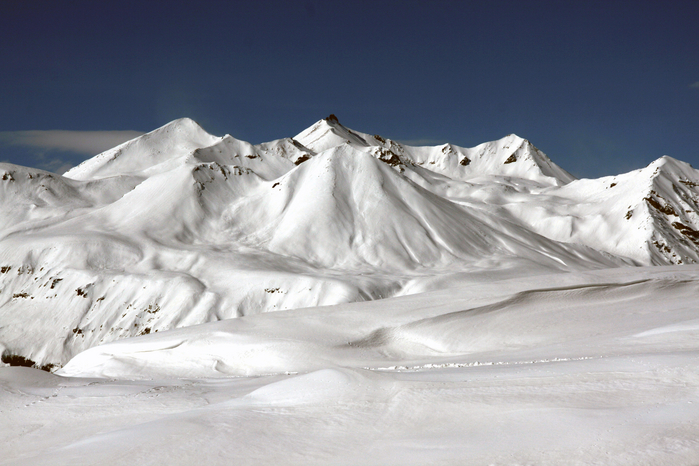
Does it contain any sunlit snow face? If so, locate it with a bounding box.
[2,116,699,466]
[3,116,699,373]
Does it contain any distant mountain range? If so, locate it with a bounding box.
[2,115,699,369]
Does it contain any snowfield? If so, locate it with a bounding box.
[1,116,698,464]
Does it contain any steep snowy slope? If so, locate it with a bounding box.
[0,160,371,367]
[499,156,699,265]
[0,163,140,231]
[214,144,620,271]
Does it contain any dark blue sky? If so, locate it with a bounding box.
[1,0,697,178]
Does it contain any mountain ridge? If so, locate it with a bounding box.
[1,115,698,369]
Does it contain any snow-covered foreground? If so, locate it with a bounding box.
[2,265,699,465]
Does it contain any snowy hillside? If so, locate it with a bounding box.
[2,116,699,369]
[1,116,644,370]
[2,115,699,465]
[5,265,699,465]
[500,156,699,265]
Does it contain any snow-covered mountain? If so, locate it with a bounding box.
[500,155,699,265]
[2,115,699,370]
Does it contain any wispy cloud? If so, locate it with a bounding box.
[0,130,144,174]
[690,82,699,89]
[0,130,143,155]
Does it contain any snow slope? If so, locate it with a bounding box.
[1,266,697,465]
[2,115,699,465]
[3,116,699,369]
[64,118,222,180]
[0,117,644,369]
[57,265,699,379]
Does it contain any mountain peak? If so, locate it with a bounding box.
[162,116,201,128]
[64,118,221,181]
[294,116,374,153]
[324,114,340,124]
[646,155,692,172]
[505,133,526,142]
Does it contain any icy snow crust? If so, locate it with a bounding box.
[2,116,699,464]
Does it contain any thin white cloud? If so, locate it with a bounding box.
[690,81,699,89]
[0,130,144,155]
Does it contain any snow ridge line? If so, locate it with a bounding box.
[364,356,596,372]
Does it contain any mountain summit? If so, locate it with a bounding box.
[293,115,575,186]
[65,118,222,180]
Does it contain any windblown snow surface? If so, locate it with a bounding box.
[1,116,698,465]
